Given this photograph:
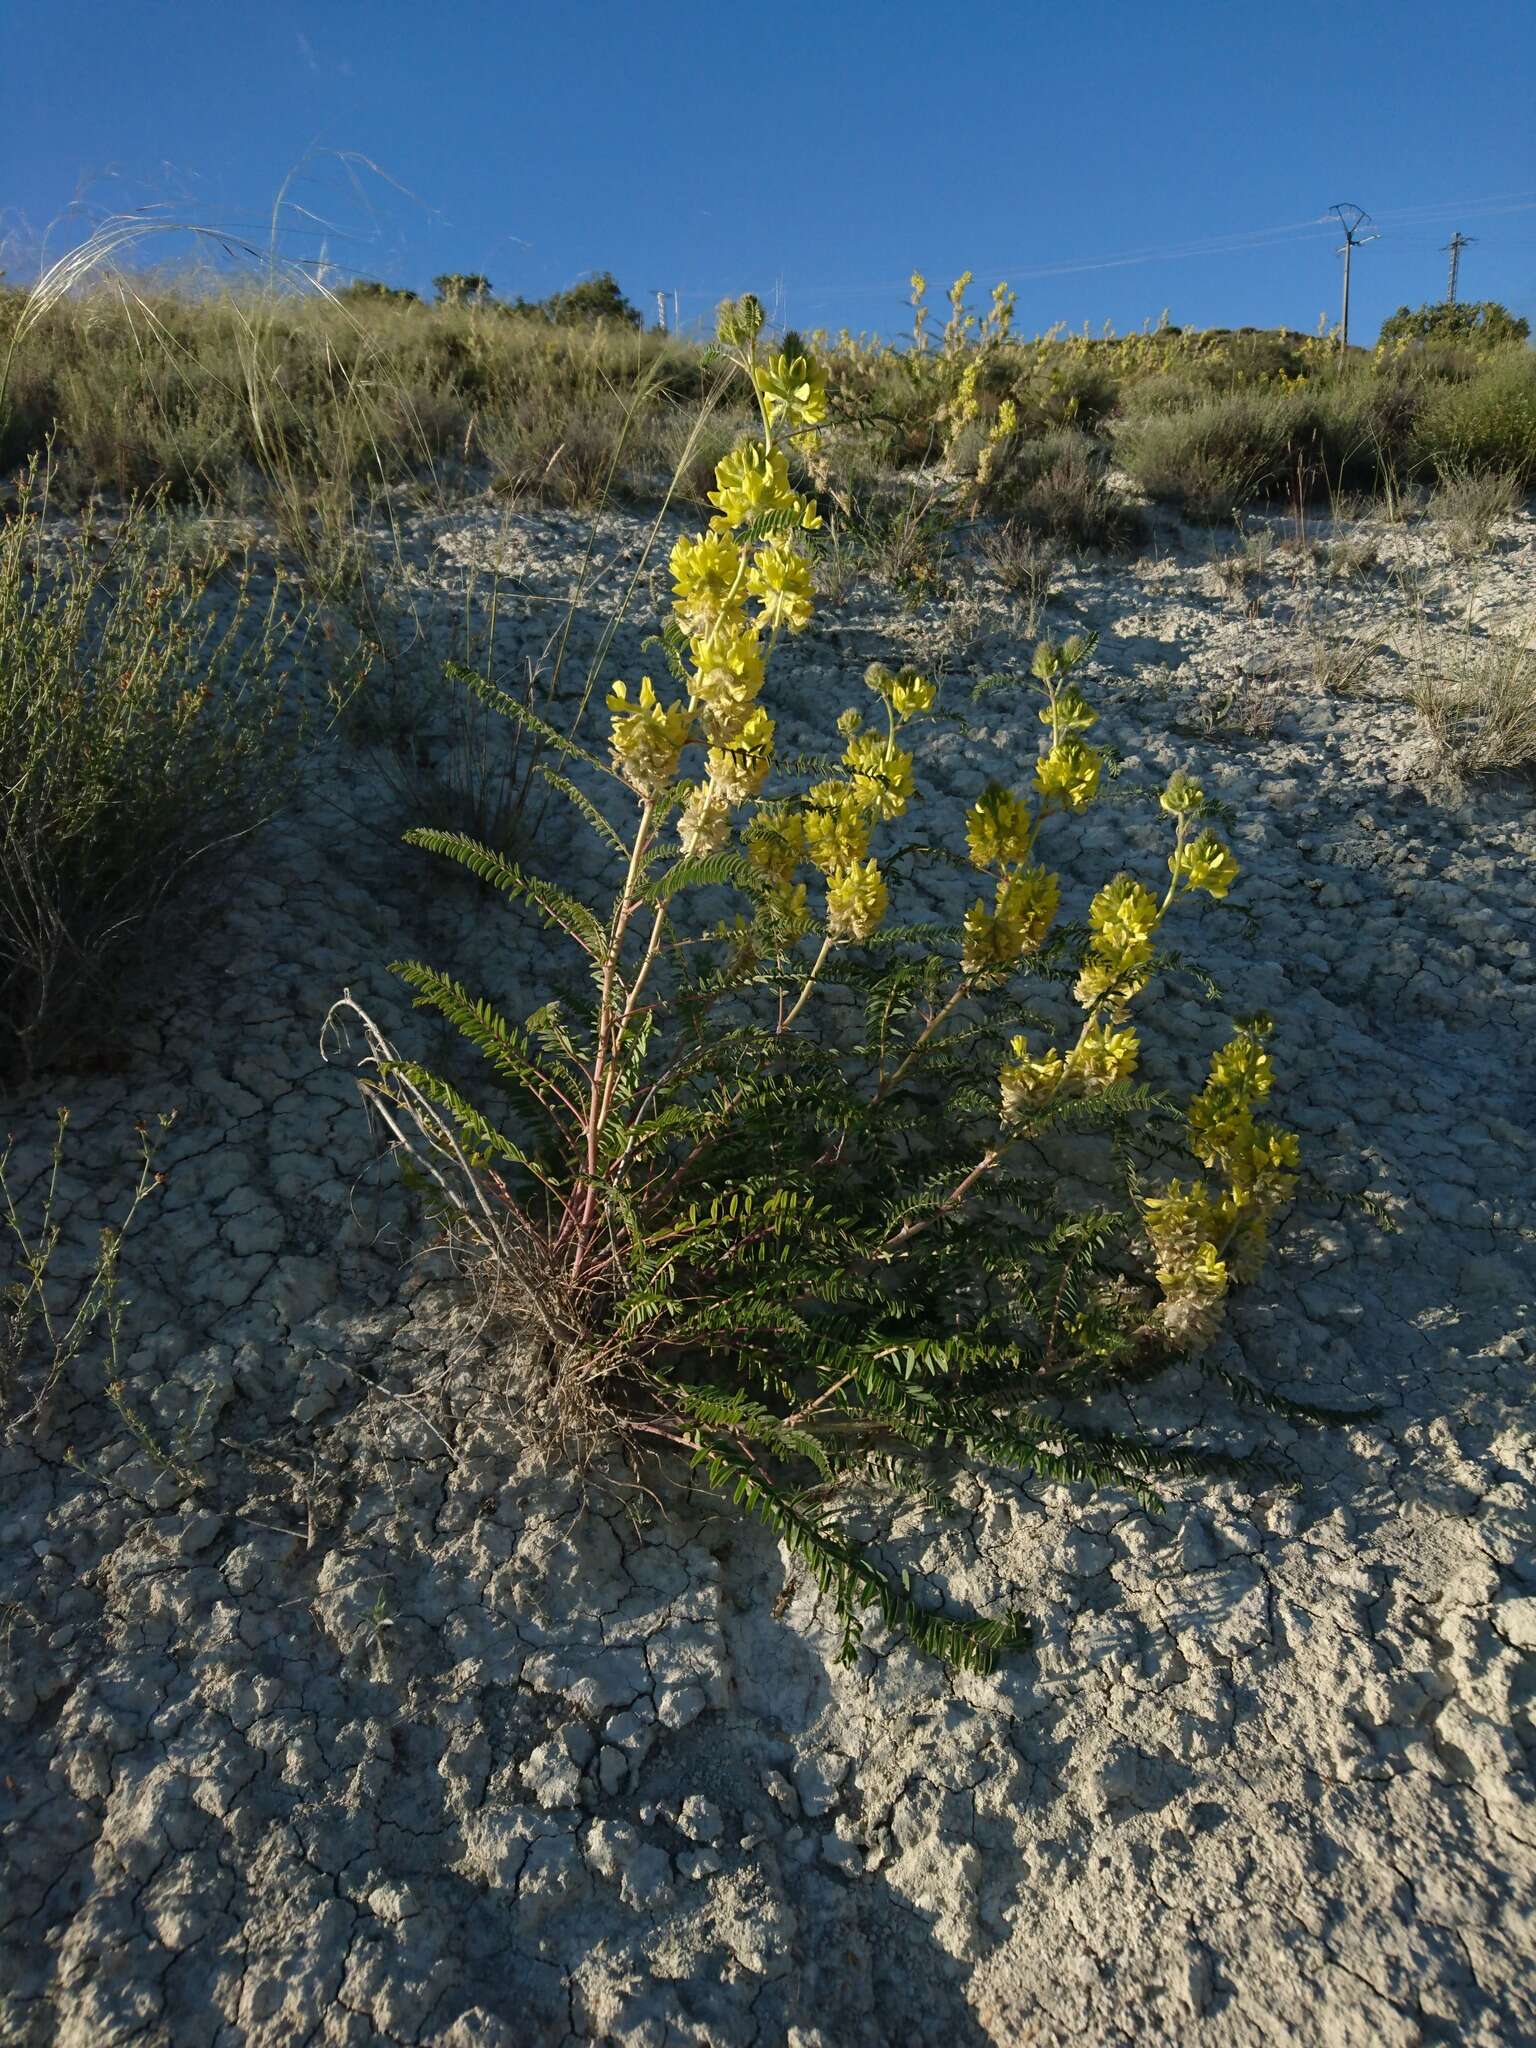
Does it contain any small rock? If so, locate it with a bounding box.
[676,1794,724,1842]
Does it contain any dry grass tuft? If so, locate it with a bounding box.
[1413,622,1536,782]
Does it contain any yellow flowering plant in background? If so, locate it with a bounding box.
[334,293,1304,1672]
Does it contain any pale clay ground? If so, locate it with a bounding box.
[1,485,1534,2048]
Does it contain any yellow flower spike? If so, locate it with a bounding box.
[843,733,914,820]
[1089,875,1160,946]
[962,901,1021,975]
[705,704,775,803]
[1036,685,1096,735]
[1205,1027,1274,1105]
[670,531,744,633]
[1034,738,1102,812]
[690,618,765,715]
[890,671,937,719]
[1074,954,1152,1011]
[745,805,805,884]
[606,678,693,797]
[825,858,888,942]
[752,352,829,439]
[802,783,871,874]
[995,865,1060,951]
[678,783,733,857]
[998,1035,1067,1121]
[745,538,815,632]
[707,440,819,532]
[965,784,1036,868]
[1070,1016,1140,1089]
[1159,768,1204,817]
[1171,830,1240,899]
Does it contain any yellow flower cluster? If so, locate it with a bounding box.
[707,441,821,534]
[843,731,914,821]
[606,678,693,797]
[1145,1019,1299,1351]
[963,864,1059,975]
[625,306,833,853]
[826,858,888,941]
[1034,737,1102,812]
[802,783,871,872]
[1076,874,1161,1006]
[965,784,1036,868]
[752,352,828,450]
[1170,829,1240,900]
[997,1012,1141,1125]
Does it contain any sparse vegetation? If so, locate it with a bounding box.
[3,271,1530,537]
[0,481,335,1078]
[1414,622,1536,782]
[1429,468,1522,557]
[977,524,1061,631]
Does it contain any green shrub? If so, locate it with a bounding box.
[335,307,1303,1669]
[1379,300,1530,349]
[0,486,333,1078]
[1115,389,1303,520]
[511,271,644,331]
[1413,352,1536,484]
[972,427,1148,550]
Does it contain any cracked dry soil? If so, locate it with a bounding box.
[1,491,1533,2047]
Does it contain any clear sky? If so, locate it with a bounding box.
[7,0,1535,342]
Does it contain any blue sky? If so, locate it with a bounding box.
[7,0,1535,341]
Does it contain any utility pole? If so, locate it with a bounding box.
[654,289,667,335]
[1328,202,1379,354]
[1443,231,1474,304]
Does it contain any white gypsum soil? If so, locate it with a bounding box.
[1,491,1533,2048]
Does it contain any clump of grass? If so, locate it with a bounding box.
[1303,627,1375,697]
[1324,533,1380,579]
[977,524,1061,632]
[1116,390,1299,523]
[842,477,956,605]
[0,481,335,1079]
[1186,677,1279,739]
[970,428,1147,552]
[1413,623,1536,782]
[1209,523,1278,602]
[1428,469,1523,558]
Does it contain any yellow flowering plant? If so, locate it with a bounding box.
[334,296,1307,1673]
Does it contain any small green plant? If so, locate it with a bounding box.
[334,297,1301,1669]
[1305,626,1375,697]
